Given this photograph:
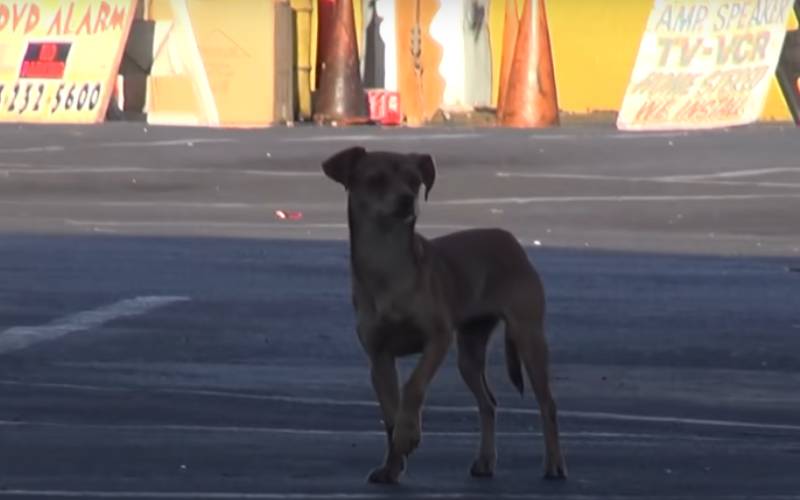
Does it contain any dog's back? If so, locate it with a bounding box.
[427,228,545,322]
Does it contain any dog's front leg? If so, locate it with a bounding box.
[393,334,452,456]
[366,352,406,484]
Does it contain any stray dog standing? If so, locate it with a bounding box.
[322,146,567,484]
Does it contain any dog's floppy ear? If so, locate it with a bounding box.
[322,146,366,189]
[412,153,436,200]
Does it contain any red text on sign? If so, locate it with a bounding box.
[634,98,676,123]
[0,2,40,34]
[47,2,127,36]
[699,66,770,94]
[673,96,749,122]
[632,72,701,96]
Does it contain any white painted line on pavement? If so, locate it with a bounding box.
[227,170,320,177]
[526,134,578,140]
[61,220,469,231]
[653,167,800,182]
[609,131,691,139]
[497,171,633,181]
[282,133,481,142]
[0,166,320,177]
[5,192,798,212]
[0,491,498,500]
[0,145,65,153]
[561,409,800,433]
[282,134,380,142]
[0,491,794,500]
[0,200,258,209]
[0,420,702,442]
[62,220,347,229]
[282,131,695,143]
[432,193,800,206]
[0,161,34,167]
[1,166,157,174]
[496,171,800,189]
[524,131,692,141]
[1,200,325,210]
[0,296,190,355]
[238,394,800,433]
[93,138,237,149]
[0,138,235,154]
[2,380,799,434]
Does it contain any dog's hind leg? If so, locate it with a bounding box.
[506,314,568,480]
[457,317,500,477]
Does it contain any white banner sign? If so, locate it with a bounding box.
[618,0,794,131]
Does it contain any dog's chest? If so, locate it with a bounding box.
[355,293,431,356]
[368,315,427,356]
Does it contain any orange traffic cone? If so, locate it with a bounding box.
[496,0,519,113]
[498,0,559,127]
[315,0,336,90]
[313,0,370,125]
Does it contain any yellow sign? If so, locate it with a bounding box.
[0,0,137,123]
[618,0,794,131]
[146,0,294,127]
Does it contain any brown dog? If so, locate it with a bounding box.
[322,146,567,484]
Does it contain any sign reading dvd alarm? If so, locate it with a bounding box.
[0,1,130,35]
[617,0,795,131]
[0,0,137,124]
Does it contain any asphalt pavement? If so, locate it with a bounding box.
[0,123,798,499]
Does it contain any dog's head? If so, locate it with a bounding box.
[322,147,436,226]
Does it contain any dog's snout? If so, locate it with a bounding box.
[399,194,415,210]
[395,193,416,217]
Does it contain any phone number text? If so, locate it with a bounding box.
[0,81,104,115]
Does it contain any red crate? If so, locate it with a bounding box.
[366,89,402,126]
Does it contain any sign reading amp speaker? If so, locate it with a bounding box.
[617,0,794,131]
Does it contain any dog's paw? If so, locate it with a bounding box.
[469,454,496,478]
[543,456,568,480]
[392,412,421,456]
[367,465,402,485]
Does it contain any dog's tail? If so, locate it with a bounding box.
[505,336,524,396]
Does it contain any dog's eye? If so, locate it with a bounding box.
[365,174,387,190]
[406,174,421,190]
